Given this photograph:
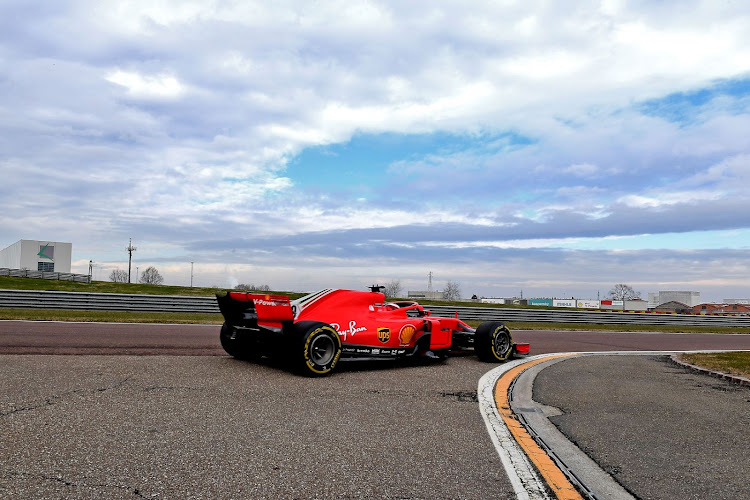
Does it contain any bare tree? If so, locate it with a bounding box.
[383,279,402,299]
[139,266,164,285]
[235,283,271,291]
[608,284,641,300]
[109,269,128,283]
[443,281,462,301]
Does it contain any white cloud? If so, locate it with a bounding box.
[618,190,724,209]
[106,70,185,99]
[563,163,599,177]
[1,0,750,298]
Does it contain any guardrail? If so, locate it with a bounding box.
[0,268,90,283]
[2,289,750,327]
[0,289,218,314]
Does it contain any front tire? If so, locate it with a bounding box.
[290,321,342,376]
[475,321,513,362]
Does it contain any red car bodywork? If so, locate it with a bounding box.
[292,289,455,354]
[216,288,529,375]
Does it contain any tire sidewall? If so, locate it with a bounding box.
[476,321,513,362]
[298,323,342,375]
[489,324,513,361]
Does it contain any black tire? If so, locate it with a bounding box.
[290,321,342,376]
[220,323,251,359]
[475,321,513,362]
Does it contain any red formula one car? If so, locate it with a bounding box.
[216,287,529,376]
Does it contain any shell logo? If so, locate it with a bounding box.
[399,324,417,346]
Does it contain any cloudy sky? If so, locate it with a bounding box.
[2,0,750,301]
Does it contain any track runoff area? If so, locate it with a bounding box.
[477,349,750,500]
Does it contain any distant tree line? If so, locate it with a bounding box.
[109,269,128,283]
[443,281,461,301]
[139,266,163,285]
[381,278,462,301]
[608,284,641,300]
[383,279,402,298]
[109,266,163,285]
[234,283,271,292]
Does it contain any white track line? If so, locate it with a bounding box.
[478,354,554,500]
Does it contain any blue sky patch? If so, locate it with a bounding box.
[638,77,750,124]
[287,130,535,189]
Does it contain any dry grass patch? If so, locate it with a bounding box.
[679,352,750,379]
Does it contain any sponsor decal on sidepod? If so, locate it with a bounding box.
[399,324,417,346]
[331,320,367,341]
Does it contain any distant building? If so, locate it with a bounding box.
[648,291,701,308]
[693,303,750,315]
[0,240,72,273]
[623,299,648,311]
[481,298,506,304]
[407,290,445,300]
[653,301,691,313]
[724,299,750,305]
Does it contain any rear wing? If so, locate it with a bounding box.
[216,292,294,331]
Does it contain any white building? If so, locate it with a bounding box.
[724,299,750,305]
[647,291,701,308]
[0,240,73,273]
[481,297,507,304]
[407,290,446,300]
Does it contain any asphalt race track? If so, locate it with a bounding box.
[533,354,750,500]
[2,320,750,355]
[1,320,749,499]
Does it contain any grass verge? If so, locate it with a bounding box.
[0,275,307,299]
[678,352,750,379]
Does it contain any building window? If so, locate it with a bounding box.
[38,262,54,272]
[38,244,54,260]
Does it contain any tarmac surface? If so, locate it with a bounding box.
[0,354,514,499]
[1,321,750,498]
[532,354,750,500]
[3,320,750,355]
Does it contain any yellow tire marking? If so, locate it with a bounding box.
[494,354,583,500]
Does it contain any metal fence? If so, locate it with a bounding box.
[0,268,91,283]
[0,289,217,314]
[2,289,750,327]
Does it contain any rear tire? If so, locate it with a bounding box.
[475,321,513,362]
[220,323,251,359]
[290,321,342,376]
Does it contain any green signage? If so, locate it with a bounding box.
[37,243,54,261]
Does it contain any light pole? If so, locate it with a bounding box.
[190,262,194,287]
[127,238,137,283]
